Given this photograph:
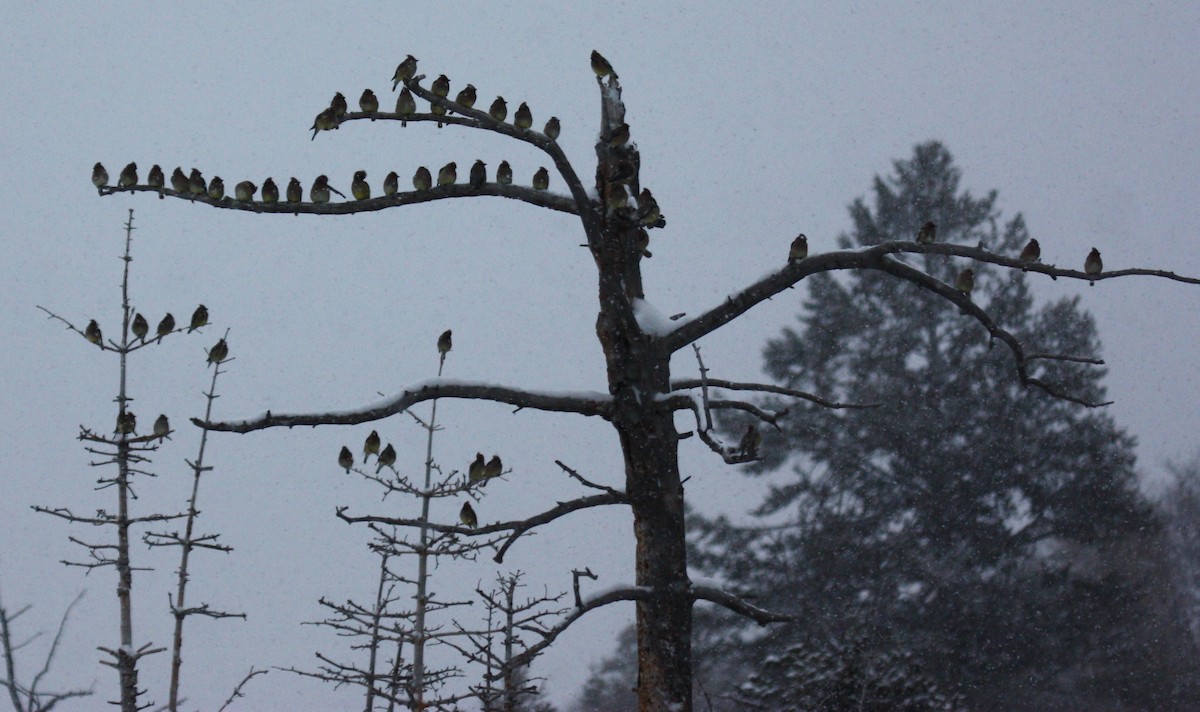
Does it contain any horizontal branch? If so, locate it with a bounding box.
[669,378,880,410]
[691,585,798,626]
[194,379,613,433]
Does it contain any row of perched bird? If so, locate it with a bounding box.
[786,222,1106,290]
[84,304,209,349]
[114,411,171,440]
[92,162,554,203]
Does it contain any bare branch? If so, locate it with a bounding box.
[691,585,798,626]
[195,379,613,433]
[503,586,649,672]
[216,667,268,712]
[669,378,881,410]
[554,460,624,497]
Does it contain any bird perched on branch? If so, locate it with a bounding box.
[286,177,302,203]
[383,171,398,197]
[85,319,102,346]
[311,175,345,203]
[489,97,507,122]
[459,501,477,529]
[637,189,661,226]
[437,329,452,357]
[155,313,174,342]
[118,162,138,188]
[413,166,432,191]
[188,169,206,196]
[359,89,379,116]
[338,446,354,473]
[437,162,457,186]
[544,116,561,140]
[608,123,630,147]
[470,160,486,190]
[188,304,208,333]
[311,108,337,140]
[955,268,975,297]
[351,170,370,201]
[153,414,170,442]
[514,102,533,129]
[170,167,188,194]
[737,424,761,459]
[131,313,148,343]
[455,84,476,109]
[261,177,279,204]
[1019,238,1040,263]
[330,92,347,117]
[207,177,225,200]
[591,50,616,79]
[207,338,228,366]
[917,221,937,244]
[92,162,108,189]
[431,74,450,98]
[392,55,417,91]
[636,229,652,258]
[496,161,512,185]
[115,411,137,435]
[148,165,164,197]
[376,443,397,473]
[363,430,381,463]
[469,452,486,483]
[532,167,549,190]
[235,181,256,202]
[1084,248,1102,285]
[789,234,808,262]
[484,455,502,479]
[395,88,417,121]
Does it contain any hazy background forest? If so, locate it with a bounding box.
[2,4,1198,711]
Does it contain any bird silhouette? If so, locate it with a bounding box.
[392,55,418,91]
[789,234,808,262]
[92,162,108,189]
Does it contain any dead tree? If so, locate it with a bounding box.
[96,53,1200,711]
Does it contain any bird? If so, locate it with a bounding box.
[608,123,630,146]
[916,221,936,244]
[330,92,348,117]
[131,313,148,342]
[437,162,457,186]
[311,108,338,140]
[392,55,418,91]
[459,501,477,529]
[469,160,486,190]
[455,84,476,109]
[737,424,761,459]
[1084,248,1102,285]
[431,74,450,98]
[153,414,170,442]
[514,102,533,129]
[207,177,225,200]
[311,175,345,203]
[188,169,207,196]
[489,97,507,122]
[170,167,188,193]
[395,88,417,120]
[85,319,102,346]
[437,329,452,356]
[637,189,660,226]
[286,177,302,203]
[207,338,228,366]
[1019,238,1041,263]
[376,443,397,473]
[591,50,615,79]
[118,162,138,188]
[116,411,137,435]
[496,161,513,185]
[544,116,561,140]
[92,162,109,189]
[261,177,279,204]
[188,305,208,333]
[383,171,399,197]
[338,446,354,473]
[359,88,379,115]
[148,165,164,197]
[413,166,432,191]
[363,430,381,463]
[430,101,447,124]
[605,183,628,208]
[636,229,652,259]
[155,313,175,342]
[351,170,370,200]
[235,180,257,202]
[469,453,486,482]
[789,234,808,262]
[532,167,549,190]
[484,455,502,479]
[955,268,975,296]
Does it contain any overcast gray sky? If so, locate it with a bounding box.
[2,3,1198,710]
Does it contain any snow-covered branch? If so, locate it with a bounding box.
[691,585,798,626]
[669,378,880,410]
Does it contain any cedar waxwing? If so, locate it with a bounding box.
[789,234,808,262]
[85,319,102,346]
[383,171,399,197]
[437,162,457,186]
[636,229,652,258]
[207,338,228,366]
[608,123,630,146]
[469,452,486,482]
[153,414,170,441]
[955,268,975,296]
[330,92,348,117]
[188,169,206,196]
[1019,238,1041,263]
[392,55,418,91]
[459,501,477,529]
[170,167,188,193]
[286,177,302,203]
[437,329,452,356]
[261,177,279,204]
[737,424,761,458]
[311,175,345,203]
[489,97,507,122]
[155,313,175,342]
[311,108,338,140]
[359,88,379,116]
[363,430,381,462]
[235,180,257,202]
[148,165,164,198]
[116,411,137,435]
[207,177,224,201]
[532,167,549,190]
[455,84,476,109]
[376,443,397,473]
[917,221,936,244]
[514,102,533,129]
[544,116,561,140]
[396,89,417,123]
[413,166,432,191]
[118,162,138,188]
[188,305,208,333]
[131,313,148,342]
[1084,248,1102,286]
[430,101,447,125]
[637,189,660,226]
[605,183,628,208]
[591,50,615,78]
[92,162,109,189]
[496,161,512,185]
[431,74,450,98]
[469,160,486,189]
[351,170,370,201]
[338,446,354,473]
[484,455,502,479]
